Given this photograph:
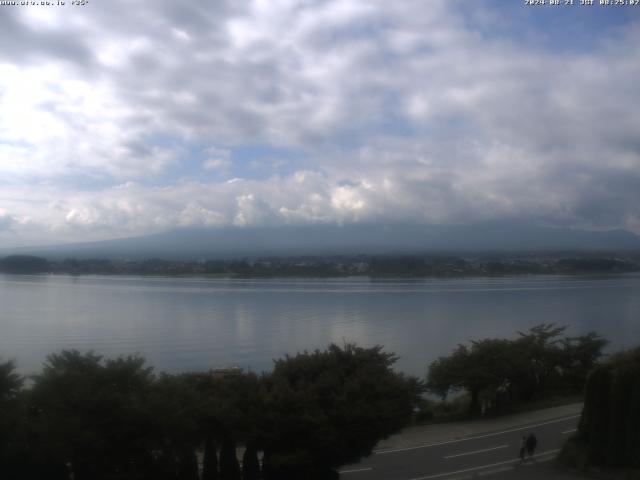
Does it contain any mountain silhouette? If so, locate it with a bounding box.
[6,222,640,259]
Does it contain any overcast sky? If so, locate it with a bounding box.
[0,0,639,247]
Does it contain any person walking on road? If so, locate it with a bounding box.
[526,433,537,458]
[519,436,526,461]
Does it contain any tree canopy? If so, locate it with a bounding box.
[0,255,49,273]
[426,324,607,414]
[260,344,421,479]
[0,344,420,480]
[575,347,640,468]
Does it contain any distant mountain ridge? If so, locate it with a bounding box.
[4,223,640,260]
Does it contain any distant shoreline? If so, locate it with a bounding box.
[2,253,639,278]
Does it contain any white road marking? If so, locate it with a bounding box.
[562,428,577,434]
[444,445,508,459]
[375,415,580,455]
[339,467,373,474]
[477,466,514,476]
[409,449,561,480]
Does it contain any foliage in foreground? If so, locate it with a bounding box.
[426,324,607,415]
[0,344,421,480]
[260,345,419,479]
[564,347,640,470]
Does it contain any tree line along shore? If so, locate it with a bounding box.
[1,253,639,276]
[1,324,638,479]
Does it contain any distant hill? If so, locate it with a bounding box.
[3,223,640,260]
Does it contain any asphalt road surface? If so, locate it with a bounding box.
[339,414,580,480]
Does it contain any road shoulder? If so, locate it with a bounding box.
[375,403,583,452]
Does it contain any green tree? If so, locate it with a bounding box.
[427,345,469,400]
[575,347,640,468]
[427,340,522,414]
[0,360,25,478]
[183,369,263,480]
[177,448,199,480]
[427,325,605,415]
[25,351,157,480]
[146,373,204,479]
[202,435,219,480]
[219,435,241,480]
[0,360,22,401]
[242,442,260,480]
[560,332,608,392]
[515,324,567,398]
[260,343,420,479]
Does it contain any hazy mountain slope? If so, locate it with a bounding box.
[4,223,640,260]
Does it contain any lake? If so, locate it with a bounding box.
[1,273,639,377]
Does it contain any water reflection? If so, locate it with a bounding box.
[1,273,639,376]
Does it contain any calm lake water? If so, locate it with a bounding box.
[1,273,639,376]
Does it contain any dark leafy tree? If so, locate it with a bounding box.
[560,332,608,391]
[219,434,241,480]
[260,343,420,479]
[0,360,22,401]
[576,347,640,468]
[184,369,263,479]
[427,345,469,400]
[427,325,607,415]
[515,323,567,398]
[202,435,219,480]
[184,369,263,439]
[25,351,156,480]
[427,339,522,414]
[146,373,203,479]
[177,448,199,480]
[242,442,260,480]
[0,360,25,478]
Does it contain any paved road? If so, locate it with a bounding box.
[339,410,581,480]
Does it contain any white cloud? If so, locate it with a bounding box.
[0,1,639,247]
[202,147,232,172]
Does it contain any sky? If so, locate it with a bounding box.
[0,0,639,248]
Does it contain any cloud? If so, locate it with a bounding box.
[202,147,232,172]
[0,211,15,231]
[0,1,639,247]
